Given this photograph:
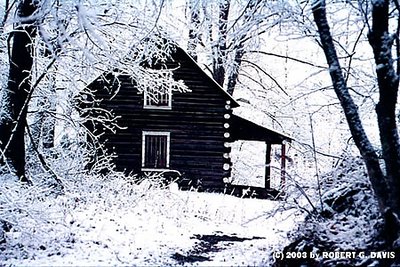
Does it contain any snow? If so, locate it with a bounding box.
[230,141,285,189]
[1,174,304,266]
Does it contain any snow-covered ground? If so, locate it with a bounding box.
[1,174,305,266]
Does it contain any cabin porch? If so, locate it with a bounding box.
[225,114,292,199]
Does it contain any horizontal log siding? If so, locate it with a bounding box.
[91,49,231,190]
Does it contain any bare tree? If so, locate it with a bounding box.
[185,0,289,95]
[311,0,400,242]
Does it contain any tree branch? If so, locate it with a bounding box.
[25,120,64,190]
[249,50,327,69]
[242,59,289,96]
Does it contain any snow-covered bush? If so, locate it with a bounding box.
[0,169,168,262]
[0,174,69,260]
[276,155,386,266]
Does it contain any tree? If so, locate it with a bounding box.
[311,0,400,242]
[0,0,39,181]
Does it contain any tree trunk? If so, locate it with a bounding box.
[226,47,244,95]
[226,1,259,96]
[0,0,38,181]
[187,0,201,61]
[212,0,229,87]
[368,0,400,218]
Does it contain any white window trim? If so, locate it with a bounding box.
[141,131,171,170]
[143,89,172,110]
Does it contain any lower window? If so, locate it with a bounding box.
[142,131,170,170]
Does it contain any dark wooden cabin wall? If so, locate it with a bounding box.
[91,48,232,190]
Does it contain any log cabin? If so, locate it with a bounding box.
[85,44,291,195]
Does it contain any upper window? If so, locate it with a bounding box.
[144,88,172,109]
[142,131,170,170]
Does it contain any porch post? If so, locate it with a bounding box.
[265,143,271,189]
[280,143,286,191]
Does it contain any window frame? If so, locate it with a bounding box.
[143,88,172,110]
[141,131,171,171]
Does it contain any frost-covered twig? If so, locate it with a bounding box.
[25,119,64,191]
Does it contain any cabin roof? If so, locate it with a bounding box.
[174,46,239,108]
[230,114,292,144]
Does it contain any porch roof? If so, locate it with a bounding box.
[230,114,292,144]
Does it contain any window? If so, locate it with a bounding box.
[144,88,172,109]
[142,131,170,170]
